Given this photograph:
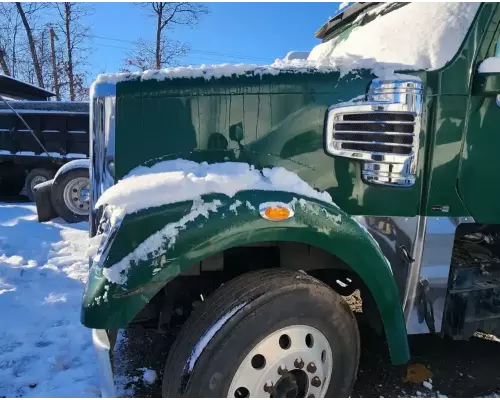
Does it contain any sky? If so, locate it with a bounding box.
[86,2,342,80]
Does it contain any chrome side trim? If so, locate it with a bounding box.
[92,329,116,398]
[325,79,423,187]
[354,216,419,299]
[90,83,116,236]
[355,215,476,335]
[403,216,427,321]
[405,216,474,334]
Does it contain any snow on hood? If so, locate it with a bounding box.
[95,160,333,285]
[95,3,479,85]
[308,3,480,71]
[95,159,333,215]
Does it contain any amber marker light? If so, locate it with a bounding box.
[259,202,294,221]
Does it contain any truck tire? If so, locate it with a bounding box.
[51,167,90,223]
[25,168,55,202]
[33,179,58,222]
[162,269,360,398]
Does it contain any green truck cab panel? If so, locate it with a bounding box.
[459,72,500,223]
[82,190,409,365]
[114,68,422,218]
[457,4,500,224]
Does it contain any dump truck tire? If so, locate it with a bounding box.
[51,167,90,223]
[162,269,360,398]
[25,168,55,202]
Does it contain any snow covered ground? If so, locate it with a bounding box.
[0,203,99,397]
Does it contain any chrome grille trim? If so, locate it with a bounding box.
[89,83,116,236]
[325,79,423,187]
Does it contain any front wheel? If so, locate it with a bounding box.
[162,269,360,398]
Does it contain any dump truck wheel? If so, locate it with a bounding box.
[51,167,90,223]
[162,269,360,398]
[25,168,55,202]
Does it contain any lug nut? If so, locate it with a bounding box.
[307,362,317,373]
[311,376,321,388]
[278,364,288,375]
[264,381,274,393]
[294,358,304,369]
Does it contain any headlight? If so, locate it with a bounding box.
[88,206,124,271]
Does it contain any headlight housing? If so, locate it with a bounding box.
[88,205,124,271]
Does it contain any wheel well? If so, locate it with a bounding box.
[129,241,384,339]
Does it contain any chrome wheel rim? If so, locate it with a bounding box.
[63,177,90,215]
[30,175,47,193]
[228,325,333,398]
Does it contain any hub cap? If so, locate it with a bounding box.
[63,177,90,215]
[228,325,333,398]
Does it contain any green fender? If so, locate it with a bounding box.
[81,190,409,365]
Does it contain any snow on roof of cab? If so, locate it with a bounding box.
[95,3,479,86]
[338,2,351,11]
[308,3,480,71]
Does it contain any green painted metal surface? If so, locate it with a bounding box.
[459,76,500,223]
[81,2,500,368]
[114,69,422,217]
[81,190,410,364]
[421,3,498,217]
[456,4,500,223]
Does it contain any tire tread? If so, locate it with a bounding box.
[162,269,360,397]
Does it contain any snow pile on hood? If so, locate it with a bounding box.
[96,159,333,215]
[0,204,99,397]
[102,198,222,285]
[308,3,480,71]
[95,3,478,85]
[95,160,333,285]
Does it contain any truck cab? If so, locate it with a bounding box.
[84,3,500,397]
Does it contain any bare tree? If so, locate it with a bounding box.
[125,2,208,71]
[125,37,189,72]
[15,2,45,88]
[0,4,12,75]
[0,3,20,77]
[0,49,10,76]
[54,2,93,101]
[49,26,60,100]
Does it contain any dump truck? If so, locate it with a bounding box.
[83,3,500,397]
[0,75,90,222]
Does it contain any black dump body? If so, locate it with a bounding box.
[0,100,89,197]
[0,101,89,165]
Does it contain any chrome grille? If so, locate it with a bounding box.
[332,111,416,156]
[325,79,423,187]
